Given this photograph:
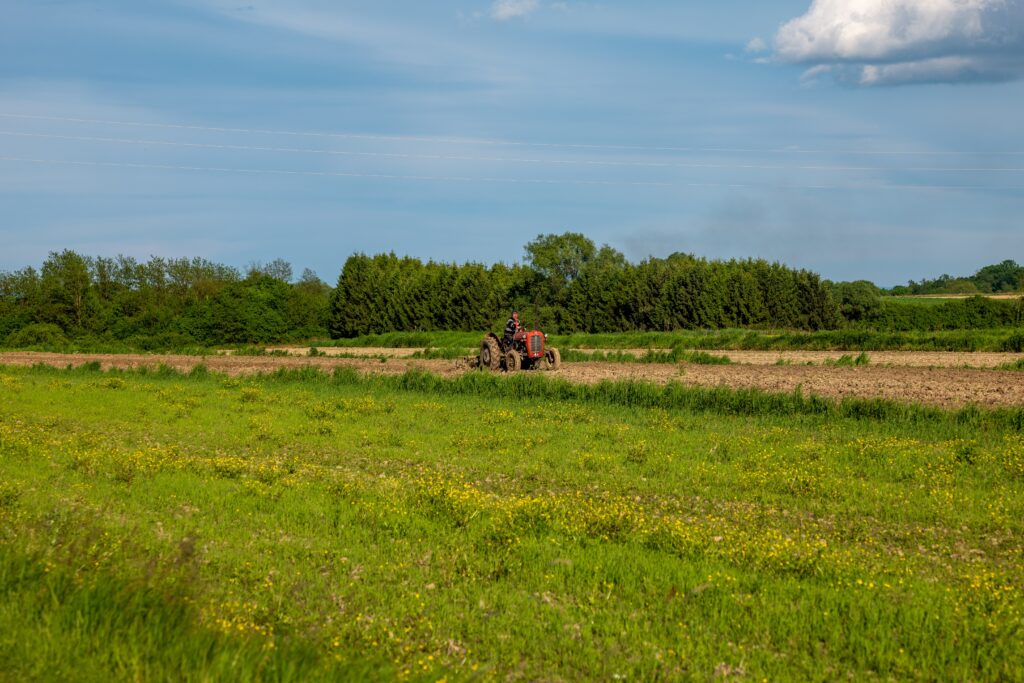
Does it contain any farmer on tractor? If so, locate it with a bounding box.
[478,310,560,372]
[503,311,521,349]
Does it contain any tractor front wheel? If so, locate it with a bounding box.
[505,349,522,372]
[480,337,502,371]
[545,347,561,370]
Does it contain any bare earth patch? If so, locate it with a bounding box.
[557,362,1024,409]
[3,351,1023,409]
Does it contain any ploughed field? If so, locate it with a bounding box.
[2,349,1023,408]
[1,362,1023,681]
[264,345,1024,368]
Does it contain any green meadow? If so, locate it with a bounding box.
[1,364,1022,681]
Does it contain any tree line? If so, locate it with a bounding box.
[888,259,1024,296]
[0,251,330,348]
[2,236,1020,349]
[829,278,1023,329]
[327,233,841,336]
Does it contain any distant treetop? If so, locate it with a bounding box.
[888,260,1023,295]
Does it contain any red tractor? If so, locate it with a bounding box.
[479,328,561,372]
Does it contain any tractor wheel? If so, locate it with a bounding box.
[545,347,561,370]
[480,336,501,371]
[505,349,522,372]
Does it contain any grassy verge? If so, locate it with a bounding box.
[314,328,1024,353]
[0,342,219,355]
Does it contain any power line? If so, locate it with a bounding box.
[0,156,671,188]
[3,112,1023,157]
[2,155,1020,192]
[4,130,1024,173]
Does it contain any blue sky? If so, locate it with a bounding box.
[2,0,1022,286]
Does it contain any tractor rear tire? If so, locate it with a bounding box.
[545,347,561,370]
[505,349,522,372]
[480,337,501,371]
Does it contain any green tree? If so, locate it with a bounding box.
[192,274,291,343]
[329,254,378,337]
[972,260,1022,293]
[798,271,841,330]
[248,258,294,283]
[831,280,882,323]
[946,279,980,295]
[39,250,93,331]
[565,246,629,332]
[0,267,41,340]
[523,232,597,283]
[287,269,331,338]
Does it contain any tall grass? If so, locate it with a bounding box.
[0,551,379,681]
[31,361,1018,432]
[363,369,1020,432]
[553,328,1024,352]
[315,328,1024,353]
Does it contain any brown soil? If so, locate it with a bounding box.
[261,346,425,358]
[558,363,1024,409]
[257,346,1022,368]
[3,351,1023,409]
[685,350,1023,368]
[569,348,1024,368]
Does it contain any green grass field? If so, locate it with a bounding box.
[1,364,1023,680]
[883,296,966,307]
[885,295,1023,305]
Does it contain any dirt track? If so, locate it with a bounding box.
[2,351,1023,409]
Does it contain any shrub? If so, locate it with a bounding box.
[832,280,882,322]
[825,353,870,367]
[676,350,732,365]
[3,323,69,348]
[1002,333,1024,353]
[125,332,198,352]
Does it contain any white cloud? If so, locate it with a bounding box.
[799,63,832,85]
[773,0,1024,85]
[745,36,767,53]
[858,55,988,84]
[491,0,540,22]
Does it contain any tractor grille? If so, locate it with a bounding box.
[529,333,544,356]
